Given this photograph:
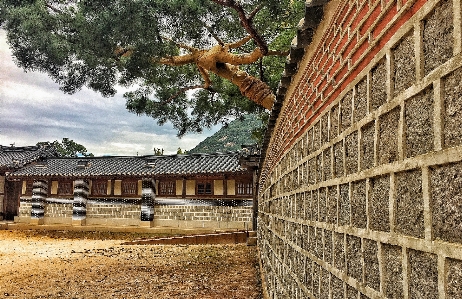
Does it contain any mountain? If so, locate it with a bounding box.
[188,114,263,154]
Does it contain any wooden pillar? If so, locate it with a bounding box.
[72,179,89,226]
[30,180,47,225]
[140,178,155,227]
[182,177,186,198]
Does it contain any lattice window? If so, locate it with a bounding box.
[159,181,175,195]
[122,181,137,195]
[92,181,107,196]
[58,182,73,195]
[197,182,212,195]
[237,182,253,195]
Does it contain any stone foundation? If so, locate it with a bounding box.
[16,197,252,228]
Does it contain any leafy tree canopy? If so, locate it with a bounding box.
[1,0,304,136]
[37,138,94,157]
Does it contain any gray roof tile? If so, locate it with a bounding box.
[8,152,247,178]
[0,145,59,169]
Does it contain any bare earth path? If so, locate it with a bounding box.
[0,230,262,299]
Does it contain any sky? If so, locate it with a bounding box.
[0,29,218,156]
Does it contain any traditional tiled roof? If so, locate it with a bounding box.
[0,145,59,169]
[7,152,248,178]
[146,153,244,175]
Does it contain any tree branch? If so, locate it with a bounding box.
[202,22,225,46]
[157,52,202,66]
[227,35,252,49]
[248,4,263,20]
[198,66,211,88]
[211,0,268,55]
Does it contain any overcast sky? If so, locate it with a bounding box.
[0,30,218,156]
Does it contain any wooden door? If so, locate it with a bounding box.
[5,181,21,220]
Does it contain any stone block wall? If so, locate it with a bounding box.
[17,198,252,228]
[154,206,253,229]
[258,0,462,298]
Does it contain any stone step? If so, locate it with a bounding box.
[121,231,250,245]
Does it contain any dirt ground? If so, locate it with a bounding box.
[0,230,262,299]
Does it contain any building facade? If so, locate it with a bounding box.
[7,153,254,229]
[0,145,59,220]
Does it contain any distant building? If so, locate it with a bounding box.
[0,145,59,220]
[3,150,255,228]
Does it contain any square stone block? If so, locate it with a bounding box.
[371,58,387,111]
[341,90,353,131]
[313,121,321,151]
[331,104,340,140]
[360,120,375,170]
[393,29,415,96]
[443,66,462,148]
[321,113,329,145]
[312,190,319,222]
[318,188,327,223]
[338,183,350,226]
[316,154,323,183]
[404,86,434,158]
[423,0,453,75]
[346,234,362,281]
[395,169,424,238]
[334,232,345,271]
[345,131,359,175]
[354,77,368,123]
[346,284,358,299]
[383,244,403,298]
[368,174,390,232]
[324,229,333,264]
[331,275,344,299]
[378,107,400,165]
[351,180,367,229]
[309,158,316,185]
[315,228,324,260]
[363,239,380,291]
[333,141,344,178]
[320,268,330,299]
[430,161,462,243]
[447,258,462,299]
[72,219,86,226]
[307,127,314,153]
[326,186,337,224]
[323,148,332,181]
[408,249,438,299]
[304,259,313,292]
[312,263,320,298]
[30,218,44,225]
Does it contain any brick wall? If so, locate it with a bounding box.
[154,206,252,229]
[258,0,462,298]
[17,198,251,229]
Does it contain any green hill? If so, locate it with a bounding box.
[188,114,263,153]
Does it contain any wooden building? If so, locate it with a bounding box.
[6,152,254,228]
[0,145,59,220]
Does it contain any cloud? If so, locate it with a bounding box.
[0,29,217,156]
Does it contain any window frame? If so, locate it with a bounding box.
[236,181,253,196]
[92,180,108,196]
[196,181,213,195]
[58,180,73,195]
[122,180,138,196]
[159,180,175,196]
